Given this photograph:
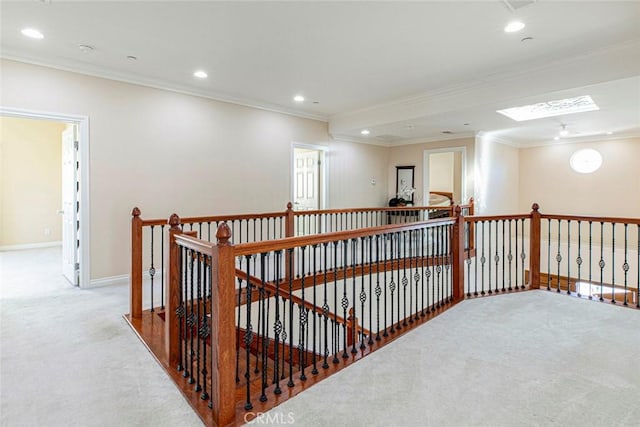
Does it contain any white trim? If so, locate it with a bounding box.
[423,146,468,207]
[0,106,91,289]
[0,241,62,251]
[291,142,329,209]
[87,274,129,289]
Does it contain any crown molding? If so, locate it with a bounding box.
[391,132,476,147]
[329,133,392,147]
[0,54,329,123]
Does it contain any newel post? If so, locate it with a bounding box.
[529,203,541,289]
[211,223,236,427]
[166,214,182,369]
[131,207,143,318]
[468,198,475,250]
[451,205,466,302]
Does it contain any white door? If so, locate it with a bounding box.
[61,125,78,285]
[293,148,320,211]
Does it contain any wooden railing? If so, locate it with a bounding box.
[129,199,474,319]
[126,202,638,426]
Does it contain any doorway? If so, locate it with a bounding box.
[423,147,466,206]
[291,144,327,211]
[0,107,90,287]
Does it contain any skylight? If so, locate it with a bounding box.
[496,95,599,121]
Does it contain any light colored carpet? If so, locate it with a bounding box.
[0,248,202,427]
[2,248,638,427]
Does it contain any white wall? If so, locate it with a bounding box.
[388,137,475,206]
[518,137,640,217]
[0,59,388,281]
[474,134,519,215]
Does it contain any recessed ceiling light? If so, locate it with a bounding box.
[78,44,94,53]
[21,28,44,39]
[361,129,370,136]
[293,95,305,102]
[559,125,569,137]
[497,95,599,122]
[193,70,208,79]
[504,21,525,33]
[606,131,613,135]
[553,136,560,141]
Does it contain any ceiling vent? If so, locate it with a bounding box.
[501,0,537,12]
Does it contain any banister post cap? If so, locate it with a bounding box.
[286,202,293,211]
[132,207,141,217]
[455,205,462,216]
[168,213,181,229]
[532,203,540,212]
[216,222,232,245]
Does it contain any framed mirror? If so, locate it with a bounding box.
[395,165,415,204]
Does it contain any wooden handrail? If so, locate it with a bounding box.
[235,269,371,336]
[465,214,532,222]
[233,217,456,257]
[174,233,215,256]
[541,213,640,225]
[293,204,471,216]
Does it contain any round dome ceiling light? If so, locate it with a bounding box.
[21,28,44,39]
[504,21,525,33]
[193,70,208,79]
[360,129,370,136]
[570,149,602,174]
[293,95,305,102]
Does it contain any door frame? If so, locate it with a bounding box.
[422,146,467,206]
[291,142,328,210]
[1,106,91,288]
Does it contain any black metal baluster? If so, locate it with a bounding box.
[287,248,295,386]
[161,225,165,309]
[589,221,593,299]
[488,221,493,294]
[402,231,408,327]
[577,221,582,297]
[333,241,340,363]
[414,230,420,319]
[359,237,367,349]
[422,228,428,313]
[611,223,616,304]
[188,249,195,385]
[149,225,155,311]
[520,218,526,289]
[299,246,308,381]
[273,250,282,395]
[599,222,605,302]
[556,219,562,293]
[436,226,442,307]
[259,253,268,402]
[446,225,452,302]
[389,233,396,333]
[312,244,319,374]
[567,221,572,294]
[623,224,629,306]
[181,248,189,378]
[342,240,350,358]
[322,243,330,369]
[546,219,551,290]
[195,253,202,394]
[474,221,478,296]
[430,226,435,310]
[375,235,382,340]
[368,236,374,345]
[280,296,287,381]
[507,220,513,291]
[493,221,499,293]
[501,220,506,292]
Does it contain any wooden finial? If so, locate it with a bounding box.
[216,222,232,246]
[168,213,181,230]
[132,207,141,217]
[531,203,540,212]
[469,197,474,203]
[286,202,293,211]
[455,205,462,216]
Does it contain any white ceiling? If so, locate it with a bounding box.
[1,0,639,146]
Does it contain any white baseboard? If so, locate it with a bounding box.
[86,274,129,288]
[85,269,164,289]
[0,241,62,251]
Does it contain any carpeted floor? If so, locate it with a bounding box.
[2,248,638,427]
